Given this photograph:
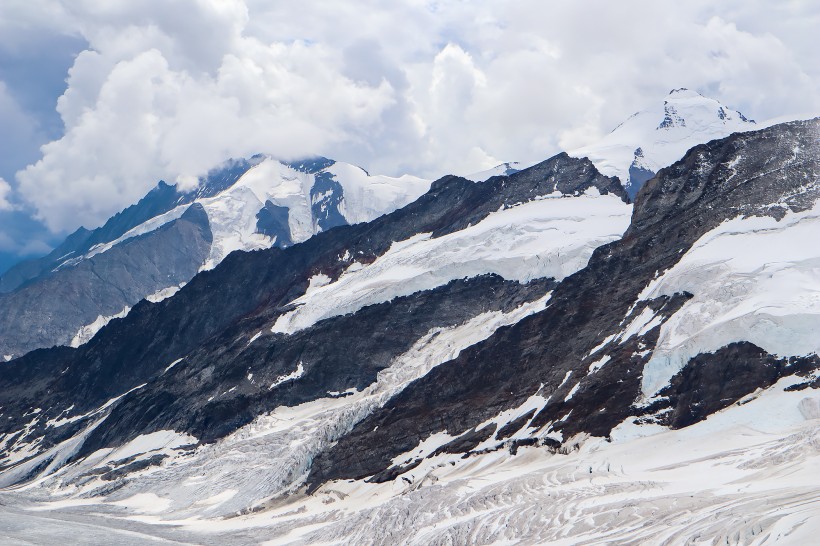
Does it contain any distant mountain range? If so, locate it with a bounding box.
[0,90,758,360]
[0,157,430,358]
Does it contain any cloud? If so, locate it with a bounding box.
[18,40,396,231]
[0,178,12,210]
[5,0,820,234]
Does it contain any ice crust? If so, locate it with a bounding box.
[640,201,820,396]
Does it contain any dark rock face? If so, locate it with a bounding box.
[432,152,627,238]
[0,158,260,356]
[658,101,686,129]
[311,171,347,231]
[501,162,520,176]
[431,424,497,457]
[0,151,618,478]
[0,204,213,357]
[77,275,554,457]
[0,226,91,294]
[287,157,336,174]
[256,201,293,247]
[627,164,655,199]
[645,343,820,428]
[187,156,263,199]
[307,119,820,487]
[3,119,817,497]
[0,153,617,360]
[627,148,656,199]
[0,181,180,295]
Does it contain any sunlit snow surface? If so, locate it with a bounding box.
[61,156,432,348]
[639,200,820,396]
[570,89,756,190]
[199,158,430,269]
[273,189,631,334]
[75,158,431,272]
[327,162,431,225]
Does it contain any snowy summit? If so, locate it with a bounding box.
[571,88,756,198]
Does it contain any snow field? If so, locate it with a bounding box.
[639,199,820,396]
[273,190,632,334]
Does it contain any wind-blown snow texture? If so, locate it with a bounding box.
[0,119,818,545]
[571,88,756,198]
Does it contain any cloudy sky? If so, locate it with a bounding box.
[0,0,818,272]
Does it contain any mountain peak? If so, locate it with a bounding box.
[569,88,757,198]
[463,161,523,182]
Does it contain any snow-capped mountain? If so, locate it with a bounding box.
[0,118,817,543]
[0,156,430,358]
[444,89,756,194]
[571,88,757,197]
[92,156,431,271]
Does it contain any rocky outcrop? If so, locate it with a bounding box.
[0,204,213,357]
[0,119,817,507]
[0,158,258,357]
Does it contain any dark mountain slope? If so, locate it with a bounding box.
[78,275,556,457]
[0,204,213,358]
[0,159,259,358]
[308,118,820,486]
[0,153,622,476]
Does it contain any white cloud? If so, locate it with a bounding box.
[0,178,13,210]
[6,0,820,233]
[18,39,396,231]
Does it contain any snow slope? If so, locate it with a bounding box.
[639,199,820,397]
[0,178,631,520]
[327,162,431,224]
[272,188,631,334]
[570,88,756,196]
[462,161,524,182]
[0,120,817,544]
[277,376,820,546]
[53,157,432,347]
[74,156,432,272]
[10,294,553,521]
